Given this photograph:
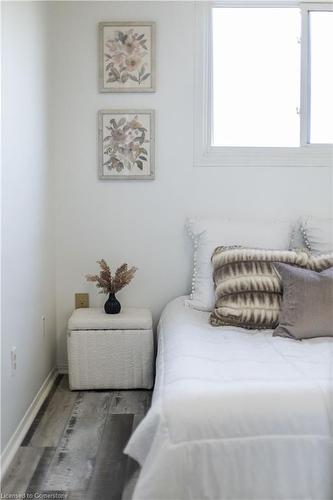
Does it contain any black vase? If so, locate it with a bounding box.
[104,293,121,314]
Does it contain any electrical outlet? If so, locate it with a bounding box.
[42,316,46,337]
[75,293,89,309]
[11,347,17,376]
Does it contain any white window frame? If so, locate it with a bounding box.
[194,0,333,167]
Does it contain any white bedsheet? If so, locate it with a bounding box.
[125,297,333,500]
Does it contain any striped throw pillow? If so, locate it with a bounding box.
[210,247,333,330]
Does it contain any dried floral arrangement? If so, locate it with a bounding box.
[86,259,137,295]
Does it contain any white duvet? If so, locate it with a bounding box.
[125,297,333,500]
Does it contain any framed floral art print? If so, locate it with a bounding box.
[98,110,155,180]
[99,22,156,93]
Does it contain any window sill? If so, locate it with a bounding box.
[194,144,333,168]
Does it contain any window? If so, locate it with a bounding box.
[309,11,333,143]
[213,8,301,147]
[194,2,333,167]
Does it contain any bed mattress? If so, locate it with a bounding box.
[125,296,333,500]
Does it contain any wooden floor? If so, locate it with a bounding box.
[1,375,152,500]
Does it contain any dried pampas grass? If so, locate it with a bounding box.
[86,259,137,294]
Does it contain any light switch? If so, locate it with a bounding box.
[75,293,89,309]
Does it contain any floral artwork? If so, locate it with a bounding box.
[99,22,155,92]
[105,30,150,85]
[98,110,155,180]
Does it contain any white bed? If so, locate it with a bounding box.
[125,296,333,500]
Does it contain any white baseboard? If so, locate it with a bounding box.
[57,364,68,374]
[0,367,58,479]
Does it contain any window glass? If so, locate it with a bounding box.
[212,8,301,147]
[309,11,333,144]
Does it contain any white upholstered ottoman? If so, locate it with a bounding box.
[67,307,154,390]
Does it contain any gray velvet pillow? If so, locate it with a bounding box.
[273,263,333,340]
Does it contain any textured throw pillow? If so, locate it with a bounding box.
[273,263,333,340]
[210,247,333,330]
[186,217,296,312]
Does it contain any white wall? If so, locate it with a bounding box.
[50,1,332,368]
[1,2,56,452]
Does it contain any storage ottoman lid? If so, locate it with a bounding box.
[68,307,152,331]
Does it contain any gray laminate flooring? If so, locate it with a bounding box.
[1,375,152,500]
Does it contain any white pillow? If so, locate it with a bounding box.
[186,217,295,312]
[300,216,333,255]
